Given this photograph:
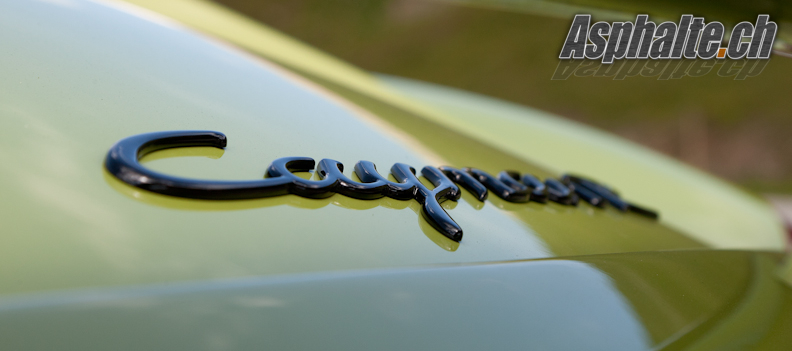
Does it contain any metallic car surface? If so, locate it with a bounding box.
[0,0,790,349]
[121,0,787,251]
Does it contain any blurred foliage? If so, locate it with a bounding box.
[213,0,792,193]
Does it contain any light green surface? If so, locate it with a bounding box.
[0,0,709,296]
[119,0,786,251]
[381,75,788,251]
[2,250,791,350]
[1,0,791,349]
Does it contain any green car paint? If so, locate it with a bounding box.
[0,0,789,349]
[2,250,791,350]
[121,0,787,252]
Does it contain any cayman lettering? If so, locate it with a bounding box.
[105,131,658,242]
[560,15,777,63]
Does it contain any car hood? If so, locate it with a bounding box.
[2,0,792,349]
[0,0,785,295]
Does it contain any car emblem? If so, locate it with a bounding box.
[105,131,658,242]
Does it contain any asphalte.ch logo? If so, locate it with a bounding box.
[559,15,777,63]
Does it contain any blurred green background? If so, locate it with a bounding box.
[212,0,792,195]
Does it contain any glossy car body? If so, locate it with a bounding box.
[1,0,791,349]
